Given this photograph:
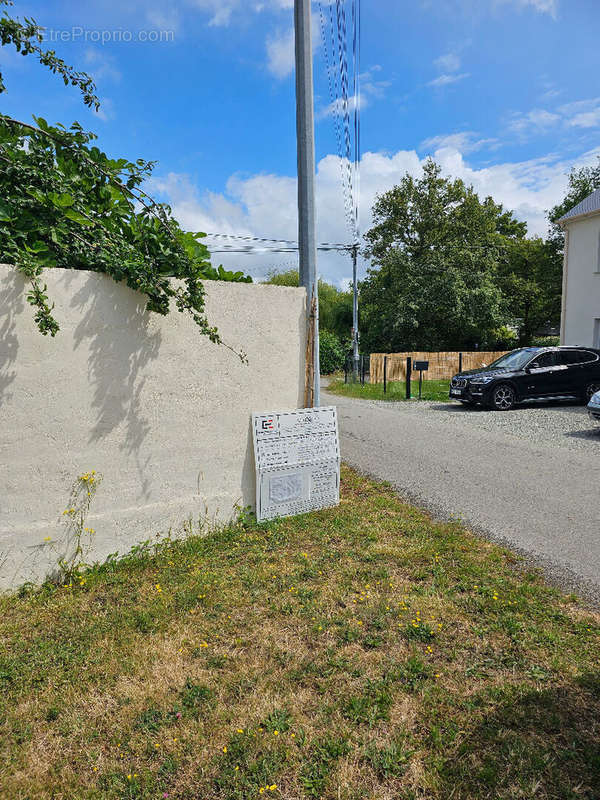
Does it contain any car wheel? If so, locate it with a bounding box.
[490,383,516,411]
[584,382,600,402]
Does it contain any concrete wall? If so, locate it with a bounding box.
[561,215,600,346]
[0,265,306,589]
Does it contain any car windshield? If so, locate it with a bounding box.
[485,349,539,371]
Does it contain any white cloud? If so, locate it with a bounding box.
[187,0,293,27]
[497,0,558,17]
[567,110,600,128]
[559,97,600,128]
[420,131,499,153]
[266,18,323,79]
[145,6,181,31]
[148,144,600,286]
[429,47,469,87]
[360,66,391,101]
[317,95,360,121]
[266,28,296,78]
[434,52,461,72]
[508,108,561,134]
[508,97,600,137]
[427,72,470,88]
[94,96,116,122]
[421,0,558,18]
[317,66,390,119]
[187,0,237,27]
[84,48,122,83]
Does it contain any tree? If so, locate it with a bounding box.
[319,330,345,374]
[497,236,561,345]
[0,0,250,343]
[548,159,600,238]
[360,160,523,352]
[264,268,352,341]
[264,268,353,372]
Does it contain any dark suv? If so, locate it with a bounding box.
[449,346,600,410]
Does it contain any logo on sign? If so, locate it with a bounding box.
[261,418,275,431]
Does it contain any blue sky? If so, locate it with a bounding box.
[2,0,599,285]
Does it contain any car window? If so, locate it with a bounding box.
[529,351,555,368]
[559,350,599,365]
[557,350,581,365]
[487,349,540,370]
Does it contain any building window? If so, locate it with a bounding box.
[597,230,600,273]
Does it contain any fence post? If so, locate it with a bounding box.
[383,356,387,394]
[459,352,463,373]
[344,359,348,384]
[360,354,364,386]
[406,357,412,399]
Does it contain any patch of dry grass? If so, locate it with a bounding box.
[0,466,599,799]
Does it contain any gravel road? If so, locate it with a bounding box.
[324,387,600,604]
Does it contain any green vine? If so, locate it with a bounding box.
[0,1,251,356]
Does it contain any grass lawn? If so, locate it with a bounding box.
[1,466,599,799]
[327,378,451,403]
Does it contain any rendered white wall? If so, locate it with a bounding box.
[0,265,306,589]
[561,216,600,346]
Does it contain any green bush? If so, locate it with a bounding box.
[530,335,560,347]
[489,325,518,350]
[319,331,345,374]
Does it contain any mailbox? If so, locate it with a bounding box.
[414,360,429,399]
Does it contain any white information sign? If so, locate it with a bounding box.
[252,406,340,521]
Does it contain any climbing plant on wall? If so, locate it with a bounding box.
[0,0,250,343]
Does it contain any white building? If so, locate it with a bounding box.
[559,188,600,347]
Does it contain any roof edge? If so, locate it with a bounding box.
[558,207,600,226]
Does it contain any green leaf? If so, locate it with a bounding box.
[48,192,74,208]
[64,209,93,227]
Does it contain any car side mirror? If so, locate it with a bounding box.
[527,362,539,372]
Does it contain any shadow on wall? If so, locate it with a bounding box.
[0,270,24,408]
[298,293,307,407]
[239,294,307,517]
[241,418,256,515]
[69,274,162,497]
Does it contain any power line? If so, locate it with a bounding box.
[320,1,354,235]
[203,232,300,246]
[202,231,354,251]
[336,0,355,238]
[352,0,361,243]
[209,244,355,254]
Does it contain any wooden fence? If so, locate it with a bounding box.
[369,351,508,383]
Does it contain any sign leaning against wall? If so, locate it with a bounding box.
[252,407,340,522]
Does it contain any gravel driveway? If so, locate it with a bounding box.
[416,400,600,453]
[324,387,600,604]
